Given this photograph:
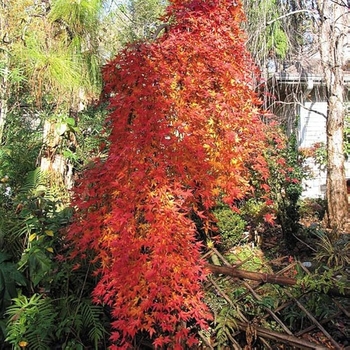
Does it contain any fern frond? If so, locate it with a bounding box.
[79,299,106,349]
[19,168,44,196]
[18,168,63,203]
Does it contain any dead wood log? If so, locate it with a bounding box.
[205,264,350,298]
[206,264,297,286]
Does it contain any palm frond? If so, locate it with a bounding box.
[55,295,107,349]
[19,168,44,196]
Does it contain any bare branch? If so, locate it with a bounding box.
[152,23,169,40]
[298,101,327,119]
[266,9,314,26]
[330,0,350,9]
[268,98,327,119]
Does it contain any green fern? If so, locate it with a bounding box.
[214,305,239,345]
[0,252,27,344]
[19,168,58,201]
[79,299,106,349]
[206,285,244,348]
[19,168,43,196]
[56,296,107,349]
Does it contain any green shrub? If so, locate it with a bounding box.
[213,205,247,249]
[299,197,326,221]
[5,294,57,350]
[241,199,271,225]
[266,128,306,247]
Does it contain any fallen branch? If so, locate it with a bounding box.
[206,263,350,297]
[206,264,296,286]
[236,321,329,350]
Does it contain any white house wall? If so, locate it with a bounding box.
[299,102,327,148]
[298,101,350,198]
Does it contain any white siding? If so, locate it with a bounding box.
[298,102,327,148]
[301,159,327,199]
[298,101,350,198]
[298,102,327,198]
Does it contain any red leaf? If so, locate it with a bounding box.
[263,213,275,225]
[187,335,199,347]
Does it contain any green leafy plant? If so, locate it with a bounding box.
[266,127,306,246]
[205,256,283,348]
[213,205,247,249]
[73,103,110,169]
[55,296,107,349]
[0,110,43,192]
[299,197,327,221]
[281,302,308,330]
[79,299,107,348]
[0,252,27,343]
[5,294,57,350]
[11,169,69,290]
[0,252,27,316]
[287,274,347,337]
[241,199,270,224]
[226,245,269,272]
[309,270,345,295]
[205,281,245,347]
[214,305,240,345]
[314,231,350,268]
[312,142,327,170]
[0,110,109,348]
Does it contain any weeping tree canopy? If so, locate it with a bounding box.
[65,0,288,347]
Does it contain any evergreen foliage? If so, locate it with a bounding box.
[213,205,247,248]
[266,125,306,246]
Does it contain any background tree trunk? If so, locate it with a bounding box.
[0,62,8,144]
[317,0,349,233]
[0,0,9,144]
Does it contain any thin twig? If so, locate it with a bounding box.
[266,10,314,26]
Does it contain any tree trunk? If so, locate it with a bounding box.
[0,64,8,144]
[40,119,74,190]
[0,1,9,144]
[317,0,349,234]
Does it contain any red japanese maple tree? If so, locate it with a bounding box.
[67,0,272,348]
